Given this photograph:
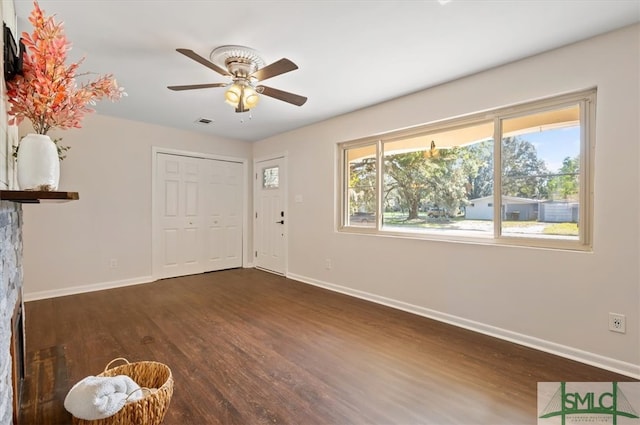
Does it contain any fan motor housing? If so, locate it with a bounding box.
[225,57,257,79]
[210,45,265,78]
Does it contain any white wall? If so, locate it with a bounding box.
[253,25,640,377]
[21,114,252,298]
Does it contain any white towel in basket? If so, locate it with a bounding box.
[64,374,143,420]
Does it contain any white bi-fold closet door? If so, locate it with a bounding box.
[154,152,243,279]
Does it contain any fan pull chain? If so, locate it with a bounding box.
[240,111,253,124]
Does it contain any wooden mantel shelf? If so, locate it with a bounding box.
[0,190,79,204]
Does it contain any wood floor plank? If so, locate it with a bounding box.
[20,268,636,425]
[19,345,69,425]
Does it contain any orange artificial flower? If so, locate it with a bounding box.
[6,1,126,135]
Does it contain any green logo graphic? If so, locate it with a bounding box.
[539,382,639,425]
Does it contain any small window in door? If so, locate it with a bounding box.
[263,166,279,189]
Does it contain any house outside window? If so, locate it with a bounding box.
[339,89,595,250]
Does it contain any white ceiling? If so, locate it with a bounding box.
[13,1,640,143]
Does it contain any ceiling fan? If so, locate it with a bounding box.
[167,45,307,113]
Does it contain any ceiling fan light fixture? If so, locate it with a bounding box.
[225,83,242,106]
[225,80,260,111]
[243,86,260,109]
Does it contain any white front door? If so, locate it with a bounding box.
[254,157,286,274]
[154,153,243,279]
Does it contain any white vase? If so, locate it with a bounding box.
[17,133,60,191]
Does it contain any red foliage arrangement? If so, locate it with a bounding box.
[6,1,126,135]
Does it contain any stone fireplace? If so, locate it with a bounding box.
[0,200,23,425]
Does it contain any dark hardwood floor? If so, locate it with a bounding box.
[20,268,635,425]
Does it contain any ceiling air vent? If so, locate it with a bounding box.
[195,117,213,125]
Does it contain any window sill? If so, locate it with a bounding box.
[339,225,591,252]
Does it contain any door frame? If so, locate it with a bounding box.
[151,146,250,280]
[253,152,288,275]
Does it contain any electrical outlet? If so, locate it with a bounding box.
[325,258,332,270]
[109,258,118,269]
[608,313,626,334]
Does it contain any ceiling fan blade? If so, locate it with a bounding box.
[167,83,227,91]
[258,85,307,106]
[176,48,231,77]
[252,58,298,82]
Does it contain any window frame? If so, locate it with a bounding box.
[338,89,596,251]
[340,139,381,228]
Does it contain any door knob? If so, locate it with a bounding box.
[276,220,284,224]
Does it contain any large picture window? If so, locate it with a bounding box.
[339,89,595,250]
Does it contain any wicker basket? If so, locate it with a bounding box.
[72,358,174,425]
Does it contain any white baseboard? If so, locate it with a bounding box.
[286,272,640,380]
[24,276,155,302]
